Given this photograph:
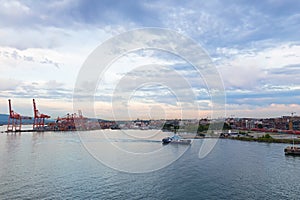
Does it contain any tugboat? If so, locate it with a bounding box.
[284,136,300,156]
[284,146,300,156]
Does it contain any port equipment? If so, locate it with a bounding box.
[74,110,87,130]
[55,113,76,131]
[7,99,32,132]
[33,99,51,130]
[54,111,88,131]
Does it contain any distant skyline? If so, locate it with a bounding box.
[0,0,300,119]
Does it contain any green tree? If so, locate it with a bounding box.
[223,123,232,130]
[263,133,272,139]
[197,124,209,132]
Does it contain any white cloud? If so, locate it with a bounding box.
[0,0,30,17]
[226,103,300,118]
[217,42,300,90]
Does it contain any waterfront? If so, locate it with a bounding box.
[1,128,300,199]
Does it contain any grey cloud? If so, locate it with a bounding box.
[0,49,61,69]
[0,79,72,100]
[40,58,60,69]
[267,64,300,75]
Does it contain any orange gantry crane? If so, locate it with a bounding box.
[74,110,88,130]
[33,99,50,130]
[55,113,76,131]
[54,110,89,131]
[7,99,32,132]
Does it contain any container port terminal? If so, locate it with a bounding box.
[4,99,116,133]
[2,99,300,137]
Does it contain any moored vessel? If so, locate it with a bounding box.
[284,146,300,156]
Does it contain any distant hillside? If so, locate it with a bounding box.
[0,114,10,125]
[0,114,34,125]
[0,114,54,125]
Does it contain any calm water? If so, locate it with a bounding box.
[0,127,300,199]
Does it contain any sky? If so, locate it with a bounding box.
[0,0,300,120]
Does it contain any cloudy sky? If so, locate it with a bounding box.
[0,0,300,119]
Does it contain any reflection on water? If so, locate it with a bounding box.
[0,130,300,199]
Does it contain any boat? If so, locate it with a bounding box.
[162,137,172,144]
[162,134,191,145]
[284,146,300,156]
[284,135,300,156]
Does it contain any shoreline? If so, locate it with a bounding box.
[227,136,300,144]
[180,132,300,145]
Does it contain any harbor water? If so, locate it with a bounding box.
[0,127,300,199]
